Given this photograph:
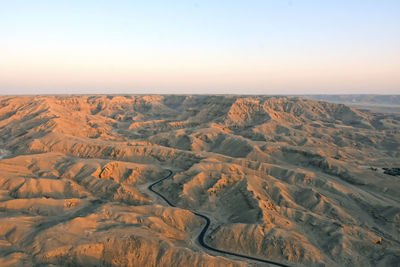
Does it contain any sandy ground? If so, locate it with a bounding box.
[0,95,399,266]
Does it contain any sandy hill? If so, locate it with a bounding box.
[0,95,399,266]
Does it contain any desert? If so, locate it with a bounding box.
[0,95,399,266]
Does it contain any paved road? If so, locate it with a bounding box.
[148,170,291,267]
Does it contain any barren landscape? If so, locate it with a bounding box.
[0,95,399,267]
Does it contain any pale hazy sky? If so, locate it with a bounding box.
[1,0,399,95]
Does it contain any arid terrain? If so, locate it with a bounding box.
[0,95,399,267]
[304,95,400,115]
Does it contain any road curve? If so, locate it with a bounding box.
[148,170,291,267]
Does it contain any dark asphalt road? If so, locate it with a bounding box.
[148,170,291,267]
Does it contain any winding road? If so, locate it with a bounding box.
[148,170,291,267]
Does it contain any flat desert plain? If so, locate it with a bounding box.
[0,95,399,267]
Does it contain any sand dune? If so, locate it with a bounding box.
[0,95,399,266]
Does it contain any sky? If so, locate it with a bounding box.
[0,0,399,95]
